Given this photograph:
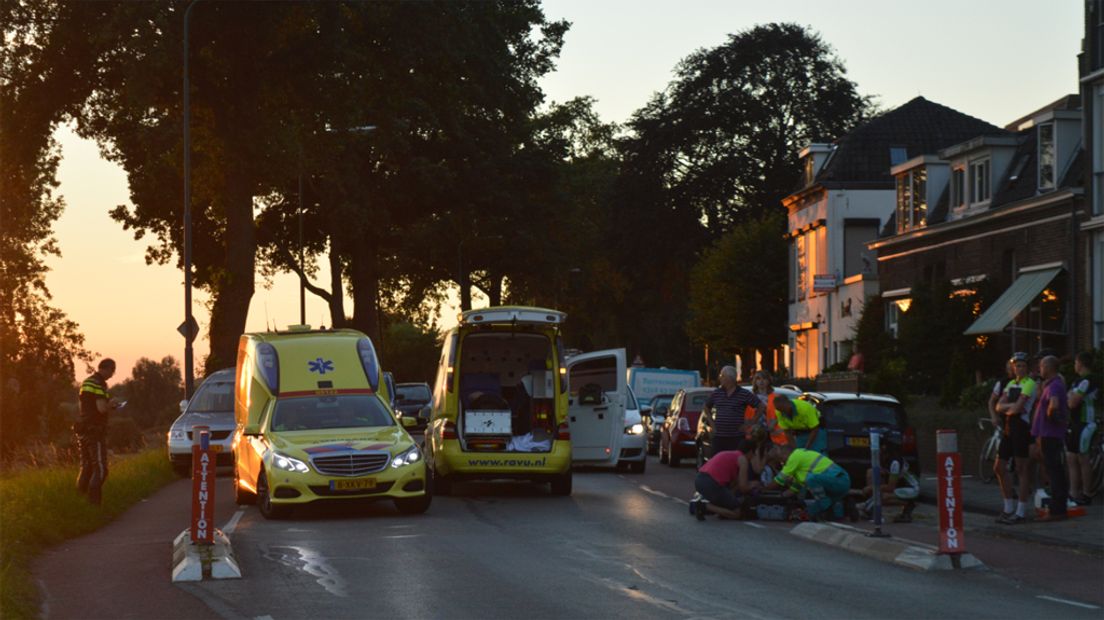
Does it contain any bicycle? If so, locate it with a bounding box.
[977,417,1001,483]
[1087,425,1103,497]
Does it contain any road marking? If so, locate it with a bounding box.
[1036,595,1100,609]
[743,521,765,529]
[254,616,275,620]
[221,509,245,535]
[382,534,422,540]
[640,484,688,505]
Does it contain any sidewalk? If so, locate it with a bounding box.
[917,473,1104,555]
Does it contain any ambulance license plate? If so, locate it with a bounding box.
[330,478,376,491]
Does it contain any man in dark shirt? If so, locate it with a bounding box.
[704,366,763,457]
[76,358,120,505]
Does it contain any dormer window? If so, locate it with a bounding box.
[1038,122,1055,190]
[950,165,966,210]
[804,155,816,187]
[969,158,991,204]
[895,167,927,233]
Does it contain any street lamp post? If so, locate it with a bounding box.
[181,0,201,398]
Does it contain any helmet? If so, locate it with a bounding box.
[1010,352,1029,363]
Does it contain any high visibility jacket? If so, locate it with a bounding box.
[78,372,111,431]
[743,393,788,446]
[776,398,820,432]
[774,448,834,493]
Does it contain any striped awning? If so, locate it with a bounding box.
[963,268,1061,335]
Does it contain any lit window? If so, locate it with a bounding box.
[1038,123,1055,190]
[969,159,991,204]
[895,168,927,232]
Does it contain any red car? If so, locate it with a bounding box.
[660,387,713,467]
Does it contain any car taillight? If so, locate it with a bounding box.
[902,427,917,455]
[442,421,458,440]
[556,422,571,440]
[677,416,690,432]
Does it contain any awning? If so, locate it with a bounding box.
[963,268,1061,335]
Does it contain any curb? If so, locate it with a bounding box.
[790,522,985,571]
[171,528,242,582]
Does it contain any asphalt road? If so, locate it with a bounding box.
[36,450,1103,619]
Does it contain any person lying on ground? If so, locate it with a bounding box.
[860,441,919,522]
[765,445,851,521]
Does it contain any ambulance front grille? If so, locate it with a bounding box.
[310,451,390,476]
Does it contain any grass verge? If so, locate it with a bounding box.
[0,449,176,620]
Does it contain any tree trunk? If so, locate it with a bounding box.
[459,273,472,311]
[348,239,380,344]
[327,238,347,328]
[206,179,255,374]
[488,274,503,307]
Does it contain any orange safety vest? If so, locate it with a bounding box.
[744,393,788,446]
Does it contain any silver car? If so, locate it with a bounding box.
[166,368,236,476]
[617,385,647,473]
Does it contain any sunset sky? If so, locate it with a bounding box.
[42,0,1082,381]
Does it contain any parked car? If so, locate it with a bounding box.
[394,382,432,430]
[644,393,674,455]
[800,391,919,488]
[695,385,802,469]
[167,368,237,477]
[659,387,713,467]
[617,385,646,473]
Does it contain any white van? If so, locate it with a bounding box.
[566,348,627,467]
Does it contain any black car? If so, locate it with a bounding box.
[394,382,432,430]
[801,391,920,488]
[643,393,674,455]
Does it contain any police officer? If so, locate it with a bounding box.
[76,359,121,505]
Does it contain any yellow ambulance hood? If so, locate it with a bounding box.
[269,426,411,454]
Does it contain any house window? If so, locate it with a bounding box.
[1095,85,1104,216]
[950,166,966,210]
[889,147,908,166]
[885,299,910,338]
[895,167,927,233]
[1039,123,1055,190]
[804,156,815,187]
[969,158,990,204]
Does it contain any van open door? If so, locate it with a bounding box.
[566,348,627,465]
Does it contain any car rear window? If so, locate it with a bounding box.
[687,393,710,410]
[396,385,431,402]
[819,401,903,427]
[272,395,395,431]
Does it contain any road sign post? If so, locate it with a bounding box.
[190,425,215,545]
[868,429,889,538]
[936,429,965,558]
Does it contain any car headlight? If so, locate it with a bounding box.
[169,429,187,441]
[391,445,422,468]
[624,423,645,435]
[272,452,310,474]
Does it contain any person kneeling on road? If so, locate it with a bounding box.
[766,445,851,521]
[691,449,760,520]
[861,441,919,523]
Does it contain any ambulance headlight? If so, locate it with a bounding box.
[391,446,422,468]
[272,452,310,474]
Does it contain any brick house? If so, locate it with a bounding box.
[783,97,1004,378]
[1081,0,1104,350]
[868,95,1086,359]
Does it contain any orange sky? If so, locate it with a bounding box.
[41,1,1082,382]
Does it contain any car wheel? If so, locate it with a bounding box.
[616,460,630,471]
[550,472,572,496]
[172,461,191,478]
[432,468,452,496]
[233,468,256,505]
[394,493,432,515]
[257,471,290,519]
[630,459,646,474]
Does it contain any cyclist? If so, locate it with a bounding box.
[1067,351,1099,506]
[994,352,1037,524]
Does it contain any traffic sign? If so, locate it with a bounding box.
[178,316,200,342]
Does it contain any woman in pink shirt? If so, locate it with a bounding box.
[692,449,761,519]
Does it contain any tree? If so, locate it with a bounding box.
[611,23,872,369]
[117,357,182,429]
[686,212,788,372]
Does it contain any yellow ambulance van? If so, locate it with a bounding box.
[233,326,428,518]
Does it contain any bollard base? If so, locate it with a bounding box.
[171,528,242,582]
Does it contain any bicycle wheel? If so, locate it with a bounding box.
[1089,440,1104,498]
[978,435,997,483]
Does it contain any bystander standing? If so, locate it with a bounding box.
[994,352,1037,525]
[1067,351,1099,506]
[1031,355,1070,521]
[704,366,762,457]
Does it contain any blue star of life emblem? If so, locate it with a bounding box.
[308,358,335,375]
